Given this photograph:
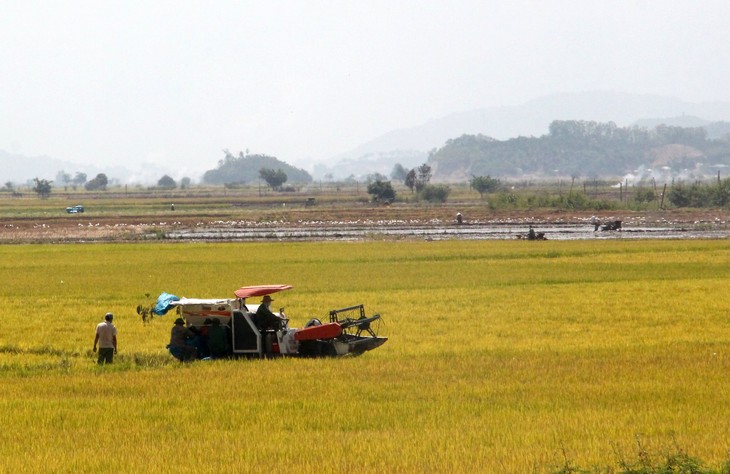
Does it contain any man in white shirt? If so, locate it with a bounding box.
[93,312,117,364]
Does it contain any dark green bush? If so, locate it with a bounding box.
[418,184,451,203]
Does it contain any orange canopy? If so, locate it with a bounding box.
[233,284,292,299]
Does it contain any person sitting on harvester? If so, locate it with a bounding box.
[255,295,284,331]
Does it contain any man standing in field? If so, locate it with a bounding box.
[93,312,117,365]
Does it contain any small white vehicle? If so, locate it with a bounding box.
[65,204,84,214]
[153,285,386,360]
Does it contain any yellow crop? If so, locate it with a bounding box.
[0,240,729,472]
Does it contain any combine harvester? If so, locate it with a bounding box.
[153,285,387,359]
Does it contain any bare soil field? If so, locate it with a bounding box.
[1,203,728,243]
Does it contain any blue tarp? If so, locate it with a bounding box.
[153,292,180,315]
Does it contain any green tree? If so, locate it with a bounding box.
[157,175,177,189]
[180,177,192,189]
[55,171,71,189]
[404,169,417,192]
[418,184,450,203]
[667,182,710,207]
[391,163,409,181]
[470,175,501,198]
[416,163,432,191]
[366,179,396,202]
[85,173,109,191]
[712,178,730,206]
[72,172,87,189]
[32,177,53,199]
[633,187,656,204]
[366,172,387,183]
[259,168,288,190]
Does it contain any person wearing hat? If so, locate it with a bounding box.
[255,295,284,331]
[255,295,285,354]
[168,317,196,361]
[93,312,117,365]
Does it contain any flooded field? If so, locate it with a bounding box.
[164,216,730,241]
[2,209,728,242]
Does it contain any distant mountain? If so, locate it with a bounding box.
[323,91,730,179]
[0,150,79,184]
[0,149,184,186]
[9,91,730,185]
[311,149,426,181]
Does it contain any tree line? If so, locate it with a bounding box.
[30,173,110,198]
[26,172,195,199]
[428,120,730,179]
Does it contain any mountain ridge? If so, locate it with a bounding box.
[5,91,730,184]
[332,91,730,162]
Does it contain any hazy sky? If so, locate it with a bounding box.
[2,0,730,175]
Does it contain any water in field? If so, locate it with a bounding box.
[163,220,730,242]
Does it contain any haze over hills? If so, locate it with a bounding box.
[0,149,177,187]
[321,91,730,179]
[4,91,730,185]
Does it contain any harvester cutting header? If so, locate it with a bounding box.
[152,285,387,361]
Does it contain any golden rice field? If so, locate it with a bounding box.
[1,239,729,473]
